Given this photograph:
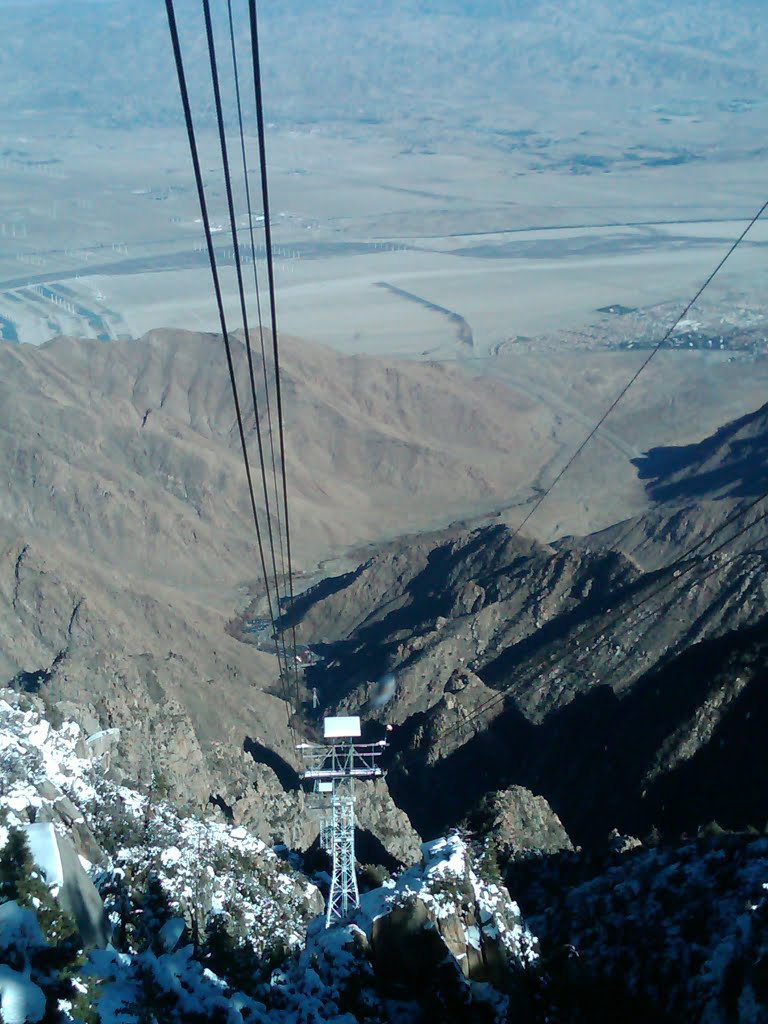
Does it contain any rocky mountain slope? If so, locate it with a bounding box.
[289,398,768,847]
[0,327,562,850]
[3,327,768,858]
[0,328,554,575]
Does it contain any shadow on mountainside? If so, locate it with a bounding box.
[387,615,768,848]
[244,737,301,791]
[634,401,768,503]
[300,533,499,706]
[300,525,639,710]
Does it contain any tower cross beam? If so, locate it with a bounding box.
[299,716,386,927]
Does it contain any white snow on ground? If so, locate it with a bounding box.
[527,836,768,1021]
[4,686,768,1021]
[0,690,319,958]
[0,697,100,827]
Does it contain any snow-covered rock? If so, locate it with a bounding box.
[0,964,46,1024]
[358,834,537,986]
[0,904,47,1024]
[0,902,45,958]
[25,823,110,947]
[83,727,120,761]
[256,834,541,1024]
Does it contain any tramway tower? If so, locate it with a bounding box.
[299,716,386,927]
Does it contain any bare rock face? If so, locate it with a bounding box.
[229,762,307,849]
[355,779,422,866]
[468,785,574,860]
[33,778,106,866]
[5,328,768,861]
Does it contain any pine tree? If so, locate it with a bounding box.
[136,872,175,954]
[202,913,262,996]
[202,912,237,972]
[0,826,33,901]
[99,869,135,952]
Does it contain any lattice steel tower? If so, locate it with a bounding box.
[299,716,386,927]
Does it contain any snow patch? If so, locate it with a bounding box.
[0,965,46,1024]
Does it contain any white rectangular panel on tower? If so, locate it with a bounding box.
[323,715,362,739]
[318,781,333,792]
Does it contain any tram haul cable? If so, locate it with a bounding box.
[202,0,292,684]
[224,0,287,592]
[164,0,296,734]
[248,0,303,712]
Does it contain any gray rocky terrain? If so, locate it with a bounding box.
[0,327,572,861]
[289,400,768,848]
[2,327,768,864]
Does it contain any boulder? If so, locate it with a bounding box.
[470,784,574,859]
[370,898,453,986]
[23,823,110,948]
[84,727,120,762]
[33,780,106,865]
[53,701,101,737]
[359,834,538,994]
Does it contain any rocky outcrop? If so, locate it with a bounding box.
[0,326,567,852]
[292,833,539,1021]
[466,785,574,859]
[358,835,538,990]
[23,823,110,948]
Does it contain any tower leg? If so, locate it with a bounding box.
[326,791,359,927]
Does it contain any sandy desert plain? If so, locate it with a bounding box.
[2,124,767,353]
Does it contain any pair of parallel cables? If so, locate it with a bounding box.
[165,0,300,739]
